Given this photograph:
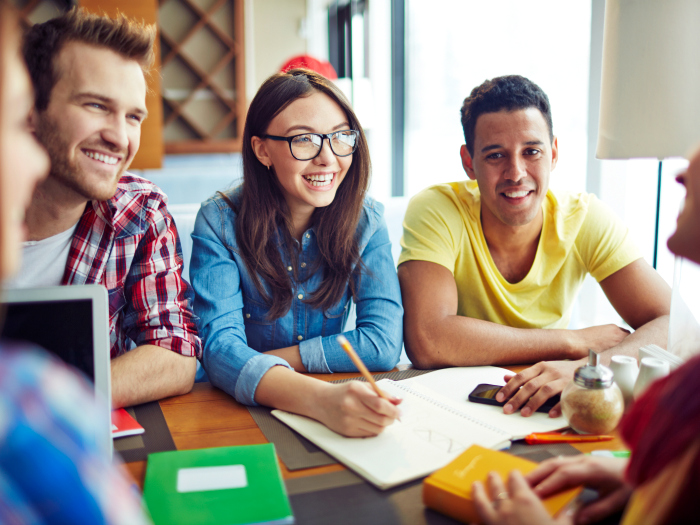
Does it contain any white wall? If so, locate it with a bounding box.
[245,0,309,101]
[404,0,592,199]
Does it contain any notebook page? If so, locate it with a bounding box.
[400,367,567,438]
[272,380,509,490]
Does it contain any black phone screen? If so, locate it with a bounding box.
[468,383,560,413]
[471,385,502,401]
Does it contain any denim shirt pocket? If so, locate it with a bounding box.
[242,297,276,351]
[322,291,351,336]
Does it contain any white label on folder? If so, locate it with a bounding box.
[176,465,248,493]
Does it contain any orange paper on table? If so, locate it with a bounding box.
[423,445,582,524]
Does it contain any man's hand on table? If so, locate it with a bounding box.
[497,360,580,417]
[570,324,631,355]
[496,323,631,417]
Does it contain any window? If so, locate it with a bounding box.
[404,0,592,198]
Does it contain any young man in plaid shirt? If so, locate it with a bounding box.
[8,9,201,408]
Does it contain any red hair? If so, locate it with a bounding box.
[621,354,700,522]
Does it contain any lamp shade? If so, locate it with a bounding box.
[597,0,700,159]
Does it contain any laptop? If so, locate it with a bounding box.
[0,285,112,458]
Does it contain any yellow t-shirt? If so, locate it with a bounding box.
[398,180,641,329]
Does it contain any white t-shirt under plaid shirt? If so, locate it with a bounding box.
[60,173,201,359]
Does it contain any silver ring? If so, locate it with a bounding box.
[492,492,509,507]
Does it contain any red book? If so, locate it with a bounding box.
[111,408,145,438]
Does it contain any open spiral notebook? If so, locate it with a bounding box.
[272,366,567,490]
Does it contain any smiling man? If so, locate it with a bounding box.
[9,8,201,408]
[398,75,671,417]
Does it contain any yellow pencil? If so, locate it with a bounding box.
[336,335,391,402]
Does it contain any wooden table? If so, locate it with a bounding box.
[125,366,628,489]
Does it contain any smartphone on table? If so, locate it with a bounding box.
[468,383,560,414]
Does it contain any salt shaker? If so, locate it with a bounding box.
[609,355,639,409]
[633,357,670,399]
[561,349,624,434]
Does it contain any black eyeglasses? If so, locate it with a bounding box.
[262,130,359,161]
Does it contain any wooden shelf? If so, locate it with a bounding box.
[14,0,246,160]
[159,0,245,152]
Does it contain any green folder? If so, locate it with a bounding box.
[143,443,294,525]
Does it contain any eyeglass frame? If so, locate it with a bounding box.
[261,130,359,161]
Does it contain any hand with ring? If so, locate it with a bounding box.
[493,491,509,508]
[471,471,573,525]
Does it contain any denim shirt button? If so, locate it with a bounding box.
[245,313,250,319]
[305,233,310,239]
[301,262,306,268]
[297,335,303,341]
[287,266,292,271]
[297,293,304,300]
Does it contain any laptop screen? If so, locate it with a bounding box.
[1,286,112,459]
[1,298,95,382]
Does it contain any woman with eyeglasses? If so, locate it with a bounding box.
[190,69,403,437]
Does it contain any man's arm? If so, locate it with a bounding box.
[498,258,671,416]
[111,344,196,408]
[115,188,202,408]
[399,260,629,369]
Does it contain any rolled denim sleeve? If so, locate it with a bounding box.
[298,337,331,373]
[299,202,403,372]
[190,201,292,406]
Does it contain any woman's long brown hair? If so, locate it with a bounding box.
[231,68,371,319]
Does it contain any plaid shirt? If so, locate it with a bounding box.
[61,173,201,359]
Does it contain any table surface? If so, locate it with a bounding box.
[124,365,628,489]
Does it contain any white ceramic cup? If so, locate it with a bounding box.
[610,355,639,408]
[633,357,670,399]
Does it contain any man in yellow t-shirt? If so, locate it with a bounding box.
[398,75,671,417]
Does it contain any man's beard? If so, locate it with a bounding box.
[34,114,125,202]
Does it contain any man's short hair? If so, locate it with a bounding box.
[22,7,155,111]
[460,75,553,156]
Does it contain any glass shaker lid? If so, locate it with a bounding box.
[573,349,614,389]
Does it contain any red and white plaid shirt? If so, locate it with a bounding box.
[61,174,201,359]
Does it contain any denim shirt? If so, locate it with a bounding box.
[190,189,403,406]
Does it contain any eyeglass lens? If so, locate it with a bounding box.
[291,131,357,160]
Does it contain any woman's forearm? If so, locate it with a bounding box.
[264,345,305,371]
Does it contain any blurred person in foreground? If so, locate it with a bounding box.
[471,146,700,524]
[0,3,149,523]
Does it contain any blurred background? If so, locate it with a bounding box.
[11,0,697,334]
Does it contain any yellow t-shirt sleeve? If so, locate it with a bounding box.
[576,195,642,282]
[398,186,464,273]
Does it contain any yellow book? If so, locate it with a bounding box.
[423,445,582,524]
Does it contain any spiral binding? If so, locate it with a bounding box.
[385,380,511,438]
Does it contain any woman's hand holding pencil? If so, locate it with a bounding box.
[316,380,402,437]
[306,335,403,438]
